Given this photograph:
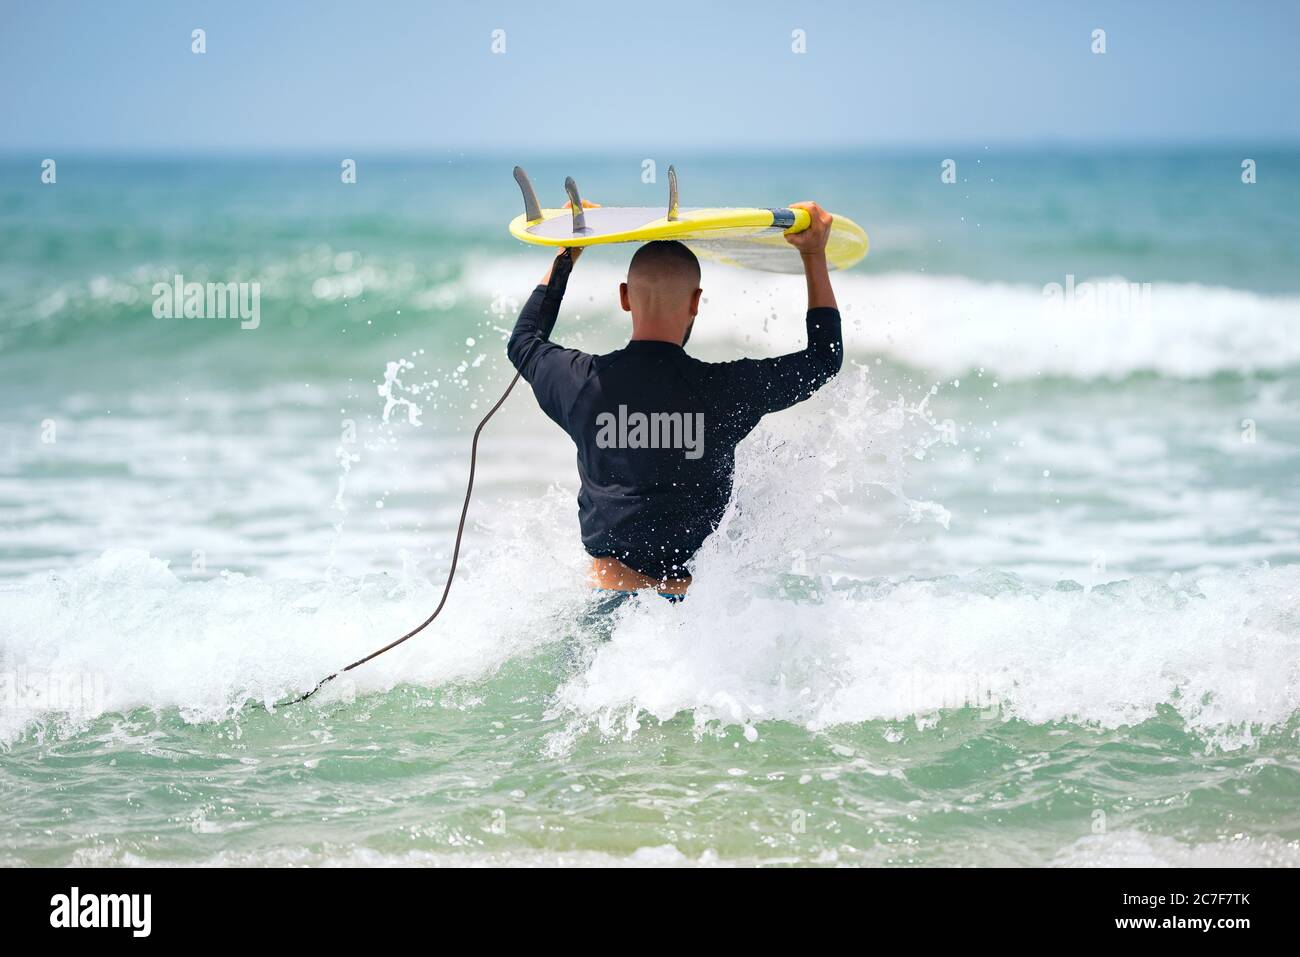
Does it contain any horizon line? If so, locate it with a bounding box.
[3,138,1299,161]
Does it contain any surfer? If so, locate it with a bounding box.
[507,201,841,598]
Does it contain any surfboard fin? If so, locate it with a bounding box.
[564,177,588,232]
[667,165,679,221]
[513,167,543,224]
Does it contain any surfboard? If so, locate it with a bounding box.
[508,167,868,274]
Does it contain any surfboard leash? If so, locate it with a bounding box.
[279,248,575,708]
[279,368,522,706]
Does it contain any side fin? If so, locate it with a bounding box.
[667,165,679,221]
[564,177,588,232]
[513,166,543,223]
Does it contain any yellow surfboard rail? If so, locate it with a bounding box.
[507,166,869,273]
[509,206,812,247]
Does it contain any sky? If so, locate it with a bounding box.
[2,0,1298,154]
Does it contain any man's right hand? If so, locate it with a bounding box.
[784,201,833,257]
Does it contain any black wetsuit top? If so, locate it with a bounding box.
[507,252,842,580]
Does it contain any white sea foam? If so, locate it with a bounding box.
[462,255,1300,381]
[552,562,1299,749]
[3,529,1295,750]
[547,366,1300,749]
[0,487,591,746]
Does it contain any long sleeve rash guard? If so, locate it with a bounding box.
[507,253,842,581]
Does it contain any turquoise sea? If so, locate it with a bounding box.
[1,151,1298,866]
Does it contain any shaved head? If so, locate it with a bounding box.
[628,241,700,291]
[621,241,703,346]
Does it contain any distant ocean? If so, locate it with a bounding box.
[2,150,1298,867]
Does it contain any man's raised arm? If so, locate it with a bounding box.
[713,202,843,420]
[505,247,593,426]
[506,247,580,380]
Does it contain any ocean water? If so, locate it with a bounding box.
[1,151,1298,867]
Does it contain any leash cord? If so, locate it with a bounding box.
[280,251,573,708]
[280,370,522,706]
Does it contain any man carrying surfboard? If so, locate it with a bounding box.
[507,201,841,598]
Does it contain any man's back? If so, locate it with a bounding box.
[574,341,741,580]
